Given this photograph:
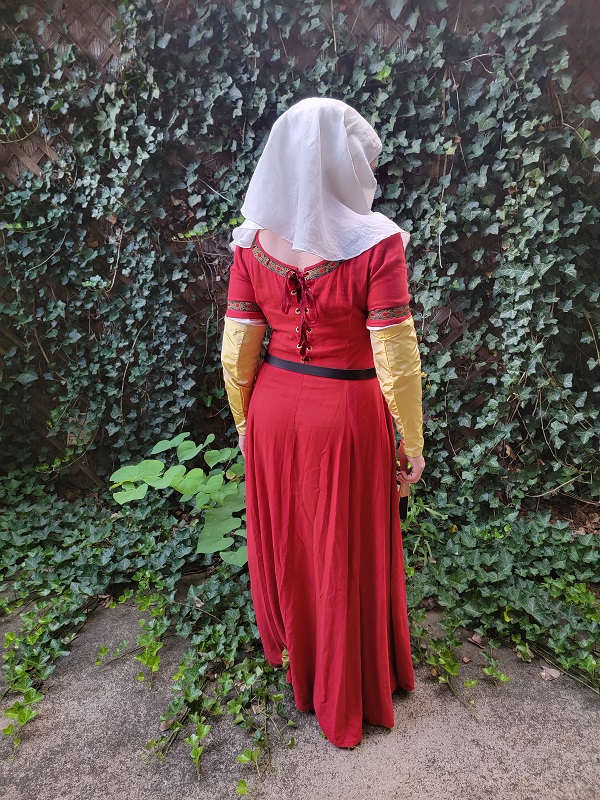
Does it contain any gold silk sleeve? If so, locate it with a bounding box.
[369,317,424,458]
[221,317,267,435]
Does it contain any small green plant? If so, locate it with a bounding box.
[1,686,44,753]
[481,643,511,685]
[184,716,211,777]
[425,636,462,685]
[109,432,249,566]
[404,493,449,565]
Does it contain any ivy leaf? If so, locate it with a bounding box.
[205,448,234,468]
[477,117,498,132]
[406,8,419,29]
[542,20,566,42]
[113,482,148,504]
[220,546,248,566]
[196,532,235,554]
[177,441,203,462]
[385,0,409,21]
[170,469,206,495]
[16,371,38,386]
[110,460,164,486]
[557,74,572,92]
[150,433,191,454]
[14,5,30,22]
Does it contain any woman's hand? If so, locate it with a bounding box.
[238,434,246,458]
[399,454,425,484]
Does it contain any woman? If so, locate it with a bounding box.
[221,97,425,748]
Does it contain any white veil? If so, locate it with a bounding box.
[230,97,410,261]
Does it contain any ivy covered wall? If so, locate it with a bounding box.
[0,0,598,514]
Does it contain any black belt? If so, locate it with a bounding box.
[264,351,377,381]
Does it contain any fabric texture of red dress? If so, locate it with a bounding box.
[225,231,416,748]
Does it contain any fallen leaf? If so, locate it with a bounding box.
[467,633,485,649]
[540,667,561,681]
[462,656,472,663]
[194,596,204,610]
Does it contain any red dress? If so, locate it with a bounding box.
[225,231,416,748]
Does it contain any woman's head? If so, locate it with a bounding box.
[276,97,382,159]
[232,97,407,260]
[260,98,382,213]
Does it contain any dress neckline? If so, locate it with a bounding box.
[252,232,343,281]
[254,231,327,272]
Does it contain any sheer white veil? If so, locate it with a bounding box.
[230,97,409,261]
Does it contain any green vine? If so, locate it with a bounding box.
[1,467,598,775]
[0,0,597,509]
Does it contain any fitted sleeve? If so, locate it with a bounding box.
[366,233,412,328]
[367,234,424,457]
[222,248,267,435]
[221,318,266,435]
[226,247,266,323]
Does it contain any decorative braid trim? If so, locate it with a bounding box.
[367,305,411,321]
[251,240,342,281]
[303,260,343,280]
[251,242,290,277]
[227,300,262,313]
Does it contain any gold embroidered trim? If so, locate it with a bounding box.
[367,305,411,321]
[227,300,262,313]
[304,260,343,280]
[251,240,342,281]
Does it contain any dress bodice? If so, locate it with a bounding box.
[226,232,412,371]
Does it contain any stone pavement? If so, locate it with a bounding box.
[1,602,598,800]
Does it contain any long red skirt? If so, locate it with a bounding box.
[245,362,415,748]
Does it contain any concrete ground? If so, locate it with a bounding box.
[1,601,598,800]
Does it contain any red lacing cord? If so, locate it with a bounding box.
[281,271,318,362]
